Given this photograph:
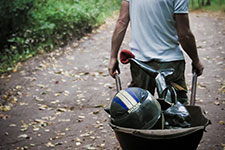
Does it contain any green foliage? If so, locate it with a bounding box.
[0,0,34,51]
[0,0,121,75]
[189,0,225,11]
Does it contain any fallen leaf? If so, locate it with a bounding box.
[219,120,225,125]
[0,105,11,111]
[51,100,60,104]
[104,83,113,89]
[34,96,44,102]
[57,108,67,112]
[9,124,16,127]
[221,143,225,147]
[84,144,97,150]
[58,119,71,122]
[21,120,29,132]
[0,114,9,120]
[214,101,220,105]
[93,110,100,115]
[78,115,85,119]
[33,127,40,131]
[46,142,55,147]
[80,133,90,137]
[38,104,48,110]
[20,102,28,106]
[63,90,70,96]
[18,134,29,138]
[45,129,50,132]
[94,104,104,108]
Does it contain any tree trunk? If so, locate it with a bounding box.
[201,0,204,6]
[206,0,211,5]
[198,0,202,7]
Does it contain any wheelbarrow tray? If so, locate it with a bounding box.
[109,105,210,150]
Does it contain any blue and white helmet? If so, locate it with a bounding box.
[110,87,163,129]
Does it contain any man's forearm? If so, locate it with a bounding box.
[179,31,200,64]
[110,0,129,59]
[179,30,204,76]
[111,20,129,59]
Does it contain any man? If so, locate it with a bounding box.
[108,0,204,104]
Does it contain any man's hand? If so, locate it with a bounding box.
[192,60,204,76]
[108,58,120,78]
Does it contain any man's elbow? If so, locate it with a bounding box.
[117,18,129,28]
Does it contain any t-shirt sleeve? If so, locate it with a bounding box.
[174,0,189,14]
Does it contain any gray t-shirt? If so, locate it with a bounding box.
[125,0,189,62]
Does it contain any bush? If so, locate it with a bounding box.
[189,0,225,11]
[0,0,121,74]
[0,0,34,52]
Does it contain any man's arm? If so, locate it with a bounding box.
[175,14,204,76]
[108,0,130,78]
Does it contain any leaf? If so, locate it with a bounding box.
[93,110,100,115]
[214,101,220,105]
[0,114,9,120]
[94,104,104,108]
[9,124,17,127]
[58,119,71,122]
[197,82,207,89]
[63,90,70,96]
[33,127,40,131]
[219,120,225,125]
[45,142,55,147]
[51,100,60,104]
[38,104,48,110]
[18,134,28,138]
[222,143,225,147]
[80,133,90,137]
[78,115,85,119]
[45,129,50,132]
[104,83,113,89]
[20,102,28,106]
[57,108,67,112]
[76,142,81,146]
[34,96,44,102]
[34,119,51,127]
[84,144,97,150]
[0,105,11,111]
[21,120,29,132]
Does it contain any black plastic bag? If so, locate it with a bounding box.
[160,87,191,129]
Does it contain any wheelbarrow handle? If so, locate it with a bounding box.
[115,73,122,92]
[190,72,198,106]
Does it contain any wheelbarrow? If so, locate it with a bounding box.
[107,50,211,150]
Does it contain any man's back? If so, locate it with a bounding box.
[127,0,189,62]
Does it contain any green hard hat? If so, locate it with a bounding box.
[110,87,164,129]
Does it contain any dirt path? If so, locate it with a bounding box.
[0,12,224,150]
